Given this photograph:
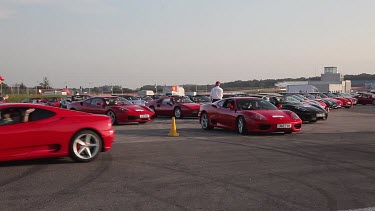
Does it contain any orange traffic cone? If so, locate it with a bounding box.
[168,117,180,137]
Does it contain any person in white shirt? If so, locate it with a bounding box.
[210,81,223,102]
[0,76,9,102]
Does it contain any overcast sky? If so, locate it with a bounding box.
[0,0,374,89]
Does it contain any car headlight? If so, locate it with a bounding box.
[296,107,308,111]
[291,112,300,120]
[250,113,267,120]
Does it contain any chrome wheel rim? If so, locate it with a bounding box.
[72,133,100,160]
[175,108,181,118]
[107,111,116,123]
[201,113,208,128]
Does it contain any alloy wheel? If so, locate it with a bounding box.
[72,133,100,160]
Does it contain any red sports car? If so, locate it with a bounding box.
[0,103,114,162]
[199,97,302,135]
[45,97,61,107]
[355,93,375,105]
[67,96,155,124]
[147,96,201,118]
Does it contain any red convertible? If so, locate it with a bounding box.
[0,103,114,162]
[147,96,201,118]
[67,96,155,125]
[199,97,302,134]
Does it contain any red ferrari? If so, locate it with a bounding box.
[199,97,302,135]
[147,96,201,118]
[0,103,114,162]
[67,96,155,125]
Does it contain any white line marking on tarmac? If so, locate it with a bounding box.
[339,207,375,211]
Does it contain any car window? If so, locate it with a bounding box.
[222,99,235,108]
[162,99,171,104]
[84,98,92,104]
[28,108,56,121]
[237,99,277,110]
[0,107,56,125]
[91,98,104,105]
[217,100,225,107]
[174,97,193,103]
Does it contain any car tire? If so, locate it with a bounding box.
[106,110,118,125]
[284,131,293,134]
[372,100,375,105]
[174,107,183,119]
[237,116,247,135]
[69,130,102,162]
[200,112,213,130]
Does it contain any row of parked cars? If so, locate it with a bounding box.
[22,91,370,136]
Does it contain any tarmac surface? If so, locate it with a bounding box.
[1,105,375,211]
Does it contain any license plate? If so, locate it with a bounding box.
[140,114,149,118]
[277,124,291,128]
[317,113,325,117]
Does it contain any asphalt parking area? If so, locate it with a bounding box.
[1,106,375,211]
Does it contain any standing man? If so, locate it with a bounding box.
[0,76,9,102]
[210,81,223,103]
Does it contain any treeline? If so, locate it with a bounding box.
[344,73,375,80]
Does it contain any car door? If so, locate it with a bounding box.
[219,99,237,128]
[0,107,57,160]
[158,98,173,116]
[89,98,106,114]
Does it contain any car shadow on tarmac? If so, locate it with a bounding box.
[0,158,75,167]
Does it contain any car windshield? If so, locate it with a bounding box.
[47,98,57,102]
[282,96,301,103]
[237,99,277,110]
[105,97,132,105]
[174,97,193,103]
[190,96,211,102]
[121,96,141,100]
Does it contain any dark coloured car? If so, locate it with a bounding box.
[269,96,328,122]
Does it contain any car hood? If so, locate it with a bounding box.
[178,103,201,109]
[113,104,151,112]
[244,109,294,119]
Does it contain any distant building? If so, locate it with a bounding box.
[276,66,352,93]
[321,67,343,82]
[309,66,351,93]
[163,85,185,96]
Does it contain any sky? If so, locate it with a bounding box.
[0,0,375,89]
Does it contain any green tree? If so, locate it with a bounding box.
[39,77,51,89]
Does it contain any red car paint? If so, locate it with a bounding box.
[0,103,114,162]
[199,97,302,134]
[147,96,201,118]
[67,96,155,124]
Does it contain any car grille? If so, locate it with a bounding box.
[259,125,271,130]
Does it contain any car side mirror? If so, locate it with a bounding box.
[97,102,103,106]
[211,104,217,108]
[168,102,173,106]
[277,104,282,109]
[228,104,234,109]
